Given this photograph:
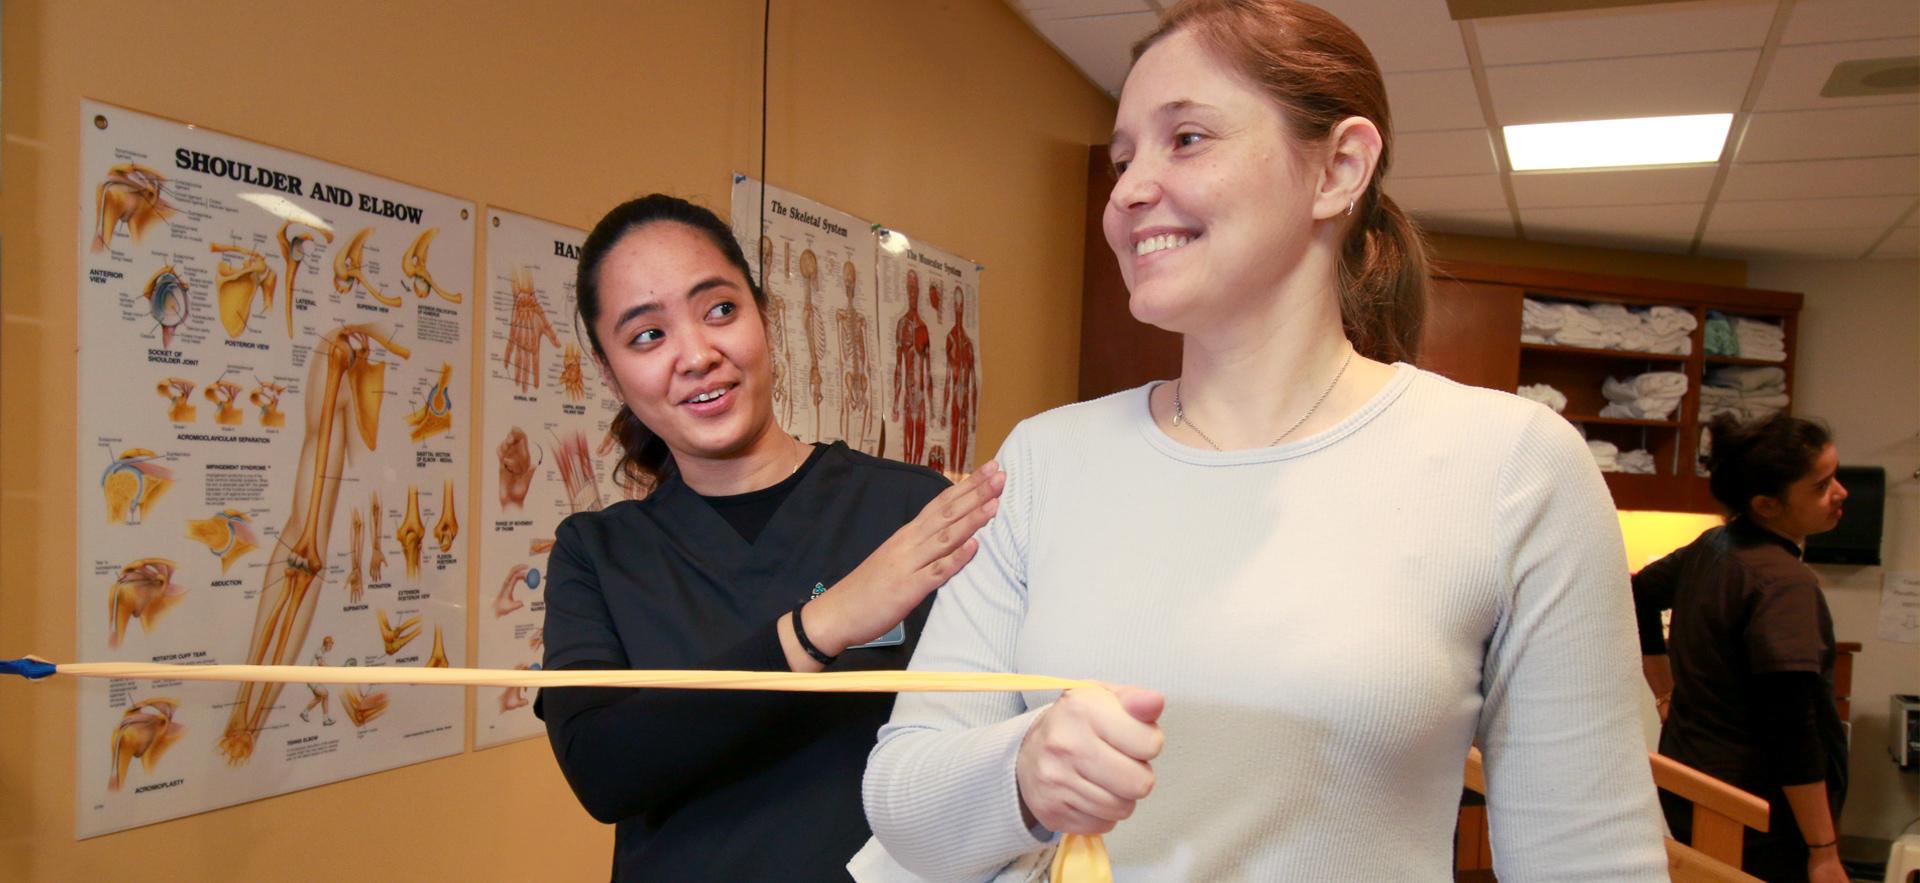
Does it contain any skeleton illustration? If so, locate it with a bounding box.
[760,237,794,426]
[186,510,257,574]
[560,344,587,401]
[398,486,426,578]
[142,265,190,349]
[156,377,197,423]
[503,268,560,394]
[369,493,389,583]
[217,324,410,764]
[205,379,245,425]
[299,636,335,726]
[407,363,455,442]
[552,430,602,513]
[101,448,173,525]
[434,479,458,553]
[426,625,450,668]
[941,285,978,471]
[401,228,462,303]
[377,608,421,655]
[109,698,183,791]
[250,380,288,428]
[891,269,934,465]
[92,163,176,253]
[836,259,874,450]
[210,243,277,339]
[347,509,365,605]
[107,558,184,648]
[275,221,334,337]
[332,228,402,307]
[799,249,827,433]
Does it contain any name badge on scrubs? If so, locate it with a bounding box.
[809,581,905,649]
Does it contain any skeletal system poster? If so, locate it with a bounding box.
[730,177,884,454]
[76,101,471,836]
[874,234,980,473]
[476,209,628,748]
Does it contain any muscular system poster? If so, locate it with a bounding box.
[730,176,883,454]
[476,208,627,748]
[875,234,980,474]
[76,101,471,836]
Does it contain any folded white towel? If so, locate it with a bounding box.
[1645,306,1698,336]
[1518,383,1568,413]
[1587,439,1619,470]
[1602,400,1681,420]
[1616,449,1656,474]
[1605,372,1687,401]
[1589,303,1637,331]
[1708,366,1786,392]
[1732,317,1784,341]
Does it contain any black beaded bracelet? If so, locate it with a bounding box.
[1807,839,1838,850]
[791,601,838,666]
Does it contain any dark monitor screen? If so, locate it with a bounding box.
[1805,466,1885,566]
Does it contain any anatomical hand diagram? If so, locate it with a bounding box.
[503,268,559,393]
[561,344,587,401]
[497,427,533,509]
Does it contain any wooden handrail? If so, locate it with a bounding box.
[1649,752,1770,831]
[1666,838,1764,883]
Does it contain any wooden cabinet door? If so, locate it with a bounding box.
[1418,279,1522,392]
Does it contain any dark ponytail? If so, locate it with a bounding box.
[1704,412,1831,517]
[1137,0,1428,363]
[575,194,766,492]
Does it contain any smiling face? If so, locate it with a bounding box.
[590,221,778,465]
[1103,29,1324,334]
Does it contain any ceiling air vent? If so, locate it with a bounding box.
[1822,56,1920,98]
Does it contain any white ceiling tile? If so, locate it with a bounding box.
[1310,0,1470,73]
[1385,174,1509,212]
[1721,156,1920,200]
[1412,208,1518,238]
[1386,69,1487,133]
[1474,0,1774,66]
[1015,0,1155,22]
[1781,0,1920,45]
[1699,227,1886,258]
[1754,37,1920,111]
[1871,225,1920,257]
[1522,203,1705,248]
[1511,166,1720,208]
[1738,105,1920,161]
[1487,50,1758,125]
[1393,129,1501,177]
[1706,195,1915,231]
[1033,11,1161,94]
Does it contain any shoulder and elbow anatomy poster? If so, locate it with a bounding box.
[730,176,980,471]
[475,209,629,748]
[75,101,472,836]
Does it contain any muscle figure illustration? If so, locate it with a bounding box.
[347,509,365,605]
[928,445,947,476]
[107,558,184,648]
[109,699,183,791]
[552,430,602,513]
[275,221,334,337]
[891,270,934,464]
[157,377,197,423]
[378,608,421,655]
[941,286,978,471]
[333,228,402,307]
[205,379,245,425]
[401,228,462,303]
[407,363,454,442]
[210,243,277,339]
[835,259,874,449]
[398,486,426,578]
[434,479,458,553]
[494,564,530,618]
[369,493,389,582]
[300,636,335,726]
[341,684,389,727]
[503,268,560,393]
[500,663,533,713]
[760,237,794,426]
[799,249,827,431]
[250,380,288,428]
[91,163,176,253]
[101,448,173,525]
[426,625,450,668]
[186,509,257,573]
[143,265,190,348]
[217,324,410,764]
[560,343,587,401]
[497,427,533,509]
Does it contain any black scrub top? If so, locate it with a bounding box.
[537,441,947,882]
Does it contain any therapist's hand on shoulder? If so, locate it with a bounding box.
[1016,684,1165,835]
[783,462,1005,667]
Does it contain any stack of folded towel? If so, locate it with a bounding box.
[1518,383,1568,413]
[1732,318,1786,361]
[1616,449,1656,474]
[1600,371,1688,420]
[1702,365,1789,421]
[1522,298,1694,354]
[1585,439,1657,474]
[1704,312,1737,356]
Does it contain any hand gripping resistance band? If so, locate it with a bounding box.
[2,657,1113,882]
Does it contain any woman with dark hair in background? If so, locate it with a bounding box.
[536,193,1004,881]
[1635,413,1851,883]
[856,1,1664,879]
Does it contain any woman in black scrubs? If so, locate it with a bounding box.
[537,194,1003,881]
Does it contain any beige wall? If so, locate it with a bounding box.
[1746,258,1920,843]
[0,1,1113,879]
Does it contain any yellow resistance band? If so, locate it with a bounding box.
[17,659,1111,883]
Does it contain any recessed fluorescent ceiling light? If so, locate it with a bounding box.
[1503,113,1733,171]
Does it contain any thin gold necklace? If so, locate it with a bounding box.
[1171,347,1354,451]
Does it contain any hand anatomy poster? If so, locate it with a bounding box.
[875,233,980,473]
[731,176,884,454]
[476,208,628,748]
[76,101,472,836]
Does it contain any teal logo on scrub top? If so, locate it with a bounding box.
[809,582,827,600]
